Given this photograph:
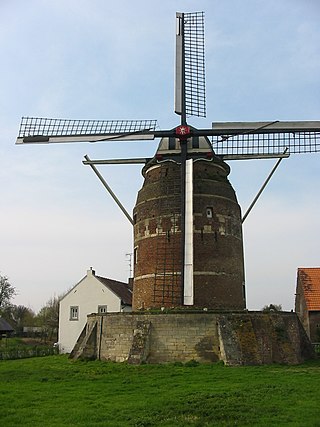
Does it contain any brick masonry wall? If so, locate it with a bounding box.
[132,158,245,310]
[133,162,182,309]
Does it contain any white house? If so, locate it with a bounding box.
[58,267,132,353]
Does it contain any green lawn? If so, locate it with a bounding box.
[0,356,319,426]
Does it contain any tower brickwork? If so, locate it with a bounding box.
[192,160,245,309]
[133,162,183,309]
[132,135,246,311]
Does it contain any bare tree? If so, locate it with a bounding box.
[36,296,60,342]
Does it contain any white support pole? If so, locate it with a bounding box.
[84,155,133,225]
[184,158,194,305]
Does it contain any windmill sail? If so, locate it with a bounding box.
[211,121,320,159]
[175,12,206,120]
[16,117,158,143]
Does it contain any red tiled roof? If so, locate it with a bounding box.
[298,267,320,311]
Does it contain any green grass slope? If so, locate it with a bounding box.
[0,356,319,426]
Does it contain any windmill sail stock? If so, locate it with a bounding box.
[16,116,320,157]
[15,11,320,310]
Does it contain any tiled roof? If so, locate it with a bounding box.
[298,267,320,311]
[96,276,132,306]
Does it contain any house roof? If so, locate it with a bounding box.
[96,276,132,306]
[0,317,14,332]
[298,267,320,311]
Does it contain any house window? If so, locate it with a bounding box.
[70,306,79,321]
[98,305,108,314]
[206,207,213,218]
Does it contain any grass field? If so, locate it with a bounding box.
[0,356,319,426]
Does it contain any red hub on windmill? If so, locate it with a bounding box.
[175,125,191,138]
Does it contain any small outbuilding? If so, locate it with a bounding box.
[295,267,320,343]
[0,317,14,338]
[58,268,132,353]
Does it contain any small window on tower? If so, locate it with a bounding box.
[134,246,138,265]
[206,207,213,218]
[242,283,246,302]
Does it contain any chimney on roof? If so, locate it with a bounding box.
[87,267,95,277]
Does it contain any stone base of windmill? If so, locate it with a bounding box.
[70,311,314,365]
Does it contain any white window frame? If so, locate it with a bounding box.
[70,306,79,321]
[98,305,108,314]
[206,207,213,218]
[134,246,138,265]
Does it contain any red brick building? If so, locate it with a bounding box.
[295,267,320,342]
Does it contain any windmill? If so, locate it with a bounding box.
[16,12,320,311]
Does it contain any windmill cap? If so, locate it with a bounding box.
[155,132,214,157]
[141,130,229,177]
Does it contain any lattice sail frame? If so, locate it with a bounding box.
[17,117,158,143]
[210,121,320,159]
[184,12,206,118]
[213,131,320,158]
[175,12,206,119]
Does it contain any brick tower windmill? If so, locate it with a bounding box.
[16,12,320,313]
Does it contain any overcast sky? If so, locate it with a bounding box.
[1,0,319,312]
